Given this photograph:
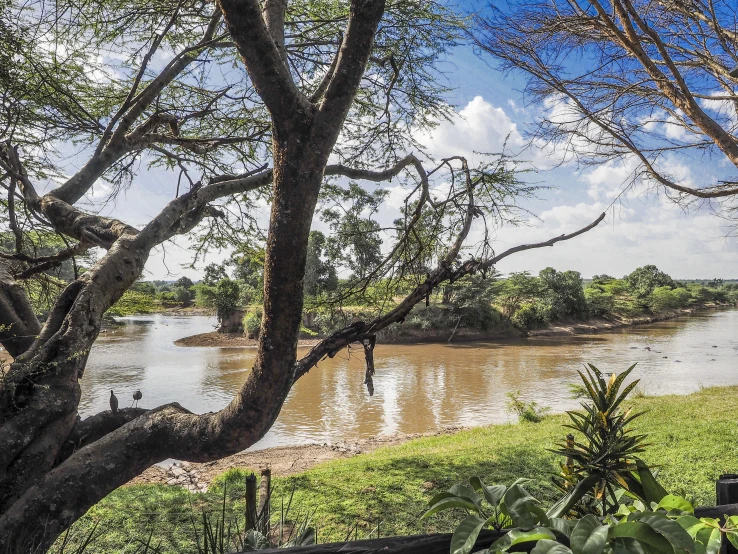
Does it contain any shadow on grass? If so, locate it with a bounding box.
[277,444,560,541]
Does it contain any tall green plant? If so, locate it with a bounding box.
[550,363,657,518]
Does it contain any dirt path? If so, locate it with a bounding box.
[127,428,465,491]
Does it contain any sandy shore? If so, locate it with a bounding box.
[127,427,465,491]
[175,305,731,348]
[175,332,322,348]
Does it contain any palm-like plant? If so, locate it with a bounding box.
[549,363,664,517]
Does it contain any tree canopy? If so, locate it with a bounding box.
[477,0,738,219]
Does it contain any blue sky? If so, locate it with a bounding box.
[94,6,738,282]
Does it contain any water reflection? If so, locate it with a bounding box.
[79,309,738,450]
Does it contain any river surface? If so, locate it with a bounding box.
[79,309,738,450]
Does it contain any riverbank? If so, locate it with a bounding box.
[528,303,732,337]
[173,303,733,347]
[72,385,738,553]
[128,427,466,490]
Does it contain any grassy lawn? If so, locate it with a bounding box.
[65,385,738,553]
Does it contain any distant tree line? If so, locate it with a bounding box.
[110,261,737,334]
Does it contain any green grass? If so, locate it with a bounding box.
[64,386,738,553]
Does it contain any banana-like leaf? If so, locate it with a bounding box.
[469,477,506,508]
[490,527,557,552]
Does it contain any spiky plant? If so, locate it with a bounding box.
[549,363,662,517]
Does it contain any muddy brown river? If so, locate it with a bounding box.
[78,308,738,450]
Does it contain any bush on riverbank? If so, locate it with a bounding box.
[108,265,737,338]
[61,385,738,553]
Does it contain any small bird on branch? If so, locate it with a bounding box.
[132,389,142,408]
[110,390,119,413]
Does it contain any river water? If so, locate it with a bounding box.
[79,309,738,450]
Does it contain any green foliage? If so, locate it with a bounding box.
[322,183,385,280]
[422,366,738,554]
[584,287,614,317]
[192,283,217,309]
[626,265,676,299]
[171,286,192,307]
[538,268,587,320]
[511,301,549,330]
[432,486,738,554]
[506,392,550,423]
[131,281,157,296]
[107,290,160,316]
[229,249,264,291]
[203,264,229,287]
[304,231,338,298]
[497,272,542,319]
[215,279,240,319]
[175,277,194,290]
[243,310,262,339]
[62,386,738,551]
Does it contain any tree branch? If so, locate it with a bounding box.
[217,0,311,120]
[292,212,606,382]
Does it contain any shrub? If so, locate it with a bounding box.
[648,286,680,312]
[243,310,262,339]
[505,391,550,423]
[192,283,217,309]
[511,301,548,330]
[215,278,240,318]
[584,286,614,316]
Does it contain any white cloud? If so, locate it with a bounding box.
[415,96,526,161]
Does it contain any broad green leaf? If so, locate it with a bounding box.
[570,515,608,554]
[608,521,674,553]
[549,518,573,539]
[610,538,649,554]
[449,484,482,508]
[421,497,479,519]
[692,525,721,554]
[636,513,694,553]
[427,491,456,505]
[490,528,557,551]
[727,530,738,551]
[469,477,506,508]
[675,516,701,531]
[657,495,694,515]
[450,514,491,554]
[502,484,539,528]
[531,539,574,554]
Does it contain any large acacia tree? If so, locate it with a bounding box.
[0,0,603,548]
[478,0,738,212]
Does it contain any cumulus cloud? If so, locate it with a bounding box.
[415,96,526,161]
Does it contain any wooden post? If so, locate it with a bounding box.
[565,433,574,471]
[716,475,738,554]
[259,468,272,536]
[246,473,257,532]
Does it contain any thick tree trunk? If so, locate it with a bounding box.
[0,118,335,551]
[0,0,399,549]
